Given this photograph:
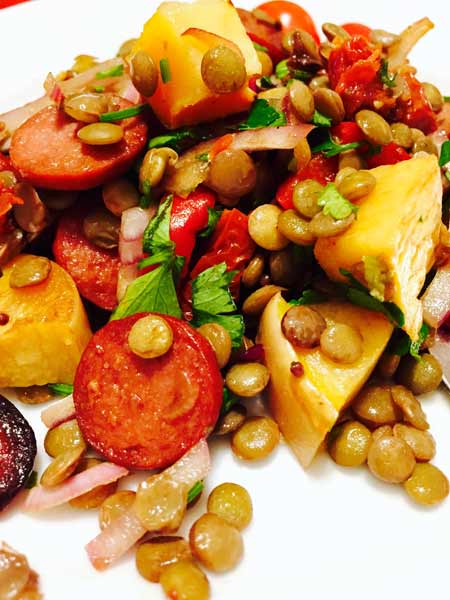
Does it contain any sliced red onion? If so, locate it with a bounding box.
[422,265,450,328]
[429,335,450,388]
[85,439,210,570]
[40,396,75,429]
[119,206,154,265]
[165,125,313,197]
[117,263,139,301]
[24,463,128,512]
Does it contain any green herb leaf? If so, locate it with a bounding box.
[199,207,221,238]
[312,110,333,127]
[289,289,326,306]
[275,59,289,79]
[380,59,397,88]
[95,64,124,79]
[238,99,286,131]
[160,58,171,83]
[25,470,38,490]
[221,387,239,415]
[253,41,269,53]
[100,104,146,122]
[312,131,362,157]
[443,96,450,102]
[142,195,175,255]
[439,140,450,167]
[187,481,204,504]
[410,323,430,359]
[111,260,182,320]
[191,263,244,348]
[389,322,429,359]
[92,85,105,93]
[196,152,210,163]
[148,128,199,152]
[317,183,358,220]
[139,181,152,209]
[446,171,450,183]
[48,383,74,397]
[259,75,275,89]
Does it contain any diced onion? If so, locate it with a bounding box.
[40,395,75,429]
[422,264,450,328]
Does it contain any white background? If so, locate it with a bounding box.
[1,1,450,599]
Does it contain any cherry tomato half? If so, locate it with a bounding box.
[341,22,372,39]
[256,1,320,44]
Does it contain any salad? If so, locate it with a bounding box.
[1,0,450,597]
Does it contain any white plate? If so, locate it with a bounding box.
[1,1,450,599]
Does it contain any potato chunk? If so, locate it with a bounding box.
[134,0,261,128]
[258,293,393,467]
[315,155,442,340]
[0,255,91,387]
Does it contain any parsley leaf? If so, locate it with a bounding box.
[444,96,450,102]
[439,140,450,167]
[311,131,362,157]
[289,289,326,305]
[390,323,430,359]
[253,42,269,53]
[143,195,174,255]
[48,383,74,397]
[312,110,333,127]
[275,59,290,79]
[160,58,171,83]
[238,99,286,130]
[221,387,239,415]
[380,59,397,88]
[196,152,210,163]
[340,269,405,326]
[191,263,244,348]
[199,208,221,238]
[187,481,204,504]
[111,260,183,320]
[148,128,208,153]
[318,183,358,220]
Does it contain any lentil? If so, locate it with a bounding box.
[292,179,323,218]
[9,256,51,289]
[313,88,345,124]
[309,212,355,237]
[225,362,270,397]
[336,170,376,201]
[248,205,289,250]
[355,110,393,145]
[367,435,416,483]
[77,122,123,145]
[353,385,401,428]
[99,490,136,530]
[130,51,159,97]
[40,447,85,488]
[320,323,363,364]
[396,353,442,395]
[393,424,436,462]
[44,419,86,457]
[207,483,252,530]
[139,147,178,191]
[391,385,429,430]
[128,315,174,359]
[242,254,265,288]
[135,475,187,533]
[136,537,191,583]
[208,150,256,198]
[404,463,449,505]
[198,323,232,369]
[215,404,247,436]
[328,420,371,467]
[160,559,210,600]
[282,305,326,348]
[289,80,315,122]
[201,46,246,94]
[231,416,280,461]
[189,513,243,572]
[82,207,120,250]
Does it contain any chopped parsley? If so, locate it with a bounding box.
[221,387,239,415]
[253,42,269,53]
[340,269,404,327]
[380,59,397,88]
[139,180,152,208]
[111,196,183,320]
[389,323,430,359]
[289,289,326,306]
[91,85,105,93]
[317,183,358,220]
[312,110,333,127]
[191,262,244,348]
[199,207,221,238]
[95,64,124,79]
[439,140,450,167]
[100,104,146,122]
[443,96,450,102]
[312,131,362,157]
[275,59,289,80]
[48,383,74,396]
[196,152,210,163]
[187,481,204,504]
[160,58,171,83]
[148,127,212,153]
[237,99,286,130]
[259,75,275,89]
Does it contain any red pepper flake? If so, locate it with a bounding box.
[0,312,9,326]
[290,361,304,377]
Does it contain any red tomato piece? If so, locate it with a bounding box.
[237,8,286,64]
[170,187,216,273]
[53,205,120,311]
[190,209,255,282]
[365,142,411,168]
[0,0,31,7]
[73,313,223,470]
[276,154,338,210]
[331,121,366,144]
[256,1,320,44]
[10,102,148,191]
[341,23,372,39]
[395,72,437,134]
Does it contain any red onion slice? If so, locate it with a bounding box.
[429,335,450,388]
[85,439,210,570]
[119,206,155,265]
[24,463,128,512]
[422,264,450,328]
[40,396,75,429]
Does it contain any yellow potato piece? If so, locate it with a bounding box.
[258,293,393,467]
[0,255,92,387]
[134,0,261,128]
[315,155,442,340]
